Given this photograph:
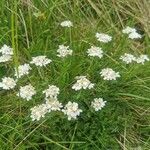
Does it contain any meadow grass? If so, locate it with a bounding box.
[0,0,150,149]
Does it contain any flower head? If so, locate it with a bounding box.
[87,46,103,58]
[45,98,63,111]
[91,98,106,111]
[128,32,142,39]
[43,85,60,99]
[30,56,52,67]
[0,55,12,63]
[0,44,13,55]
[60,20,73,27]
[0,77,16,90]
[100,68,120,80]
[17,84,36,101]
[72,76,94,91]
[57,45,73,58]
[120,53,136,64]
[122,26,136,34]
[62,101,82,120]
[136,55,149,64]
[15,64,32,78]
[96,33,112,43]
[30,104,48,121]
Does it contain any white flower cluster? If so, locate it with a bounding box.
[62,101,82,120]
[17,84,36,101]
[120,53,149,64]
[60,20,73,27]
[120,53,136,64]
[30,56,52,67]
[72,76,94,91]
[15,63,32,78]
[43,85,60,99]
[96,33,112,43]
[30,104,48,121]
[122,26,142,39]
[87,46,103,58]
[100,68,120,80]
[0,44,13,63]
[0,77,16,90]
[57,45,73,58]
[91,98,106,111]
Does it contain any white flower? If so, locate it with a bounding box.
[17,84,36,101]
[100,68,120,80]
[136,55,149,64]
[60,20,73,27]
[122,26,136,34]
[62,101,82,120]
[30,104,48,121]
[43,85,60,99]
[30,56,52,67]
[0,55,12,63]
[0,77,16,90]
[45,98,63,111]
[87,46,103,58]
[96,33,112,43]
[128,31,142,39]
[0,44,13,55]
[57,45,73,58]
[120,53,136,64]
[15,64,32,78]
[72,76,94,91]
[91,98,106,111]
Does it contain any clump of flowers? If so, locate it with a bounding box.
[62,101,82,120]
[136,55,149,64]
[43,85,60,99]
[91,98,106,111]
[15,63,32,78]
[57,45,73,58]
[30,104,48,121]
[122,26,142,39]
[60,20,73,27]
[87,46,103,58]
[96,33,112,43]
[120,53,136,64]
[100,68,120,80]
[45,98,63,112]
[30,56,52,67]
[17,84,36,101]
[72,76,94,91]
[0,44,13,63]
[0,77,16,90]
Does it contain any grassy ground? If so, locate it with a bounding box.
[0,0,150,149]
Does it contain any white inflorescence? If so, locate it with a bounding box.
[17,84,36,101]
[62,101,82,120]
[100,68,120,80]
[122,26,142,39]
[96,33,112,43]
[91,98,106,111]
[0,44,13,55]
[120,53,136,64]
[60,20,73,27]
[30,104,48,121]
[0,44,13,63]
[87,46,103,58]
[136,55,149,64]
[72,76,94,91]
[45,98,63,111]
[30,56,52,67]
[43,85,60,99]
[57,45,73,58]
[0,77,16,90]
[15,64,32,78]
